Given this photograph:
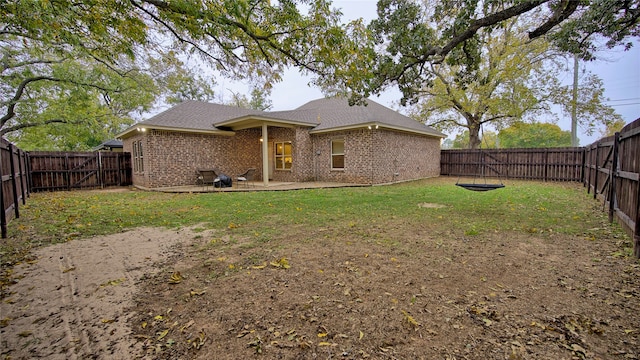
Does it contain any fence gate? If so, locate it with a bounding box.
[29,151,131,192]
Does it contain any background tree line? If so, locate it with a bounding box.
[2,0,637,150]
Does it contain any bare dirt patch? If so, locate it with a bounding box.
[1,225,639,359]
[0,226,216,359]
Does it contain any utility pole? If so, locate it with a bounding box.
[571,54,579,147]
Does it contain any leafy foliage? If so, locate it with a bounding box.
[335,0,639,104]
[552,72,625,137]
[401,10,560,148]
[498,122,572,148]
[600,118,627,137]
[225,87,273,111]
[1,0,352,149]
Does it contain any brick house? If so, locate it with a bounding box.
[117,97,445,188]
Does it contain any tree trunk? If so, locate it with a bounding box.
[468,121,482,149]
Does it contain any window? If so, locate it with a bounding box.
[274,141,292,170]
[138,141,144,172]
[331,139,344,170]
[133,140,144,173]
[133,142,138,172]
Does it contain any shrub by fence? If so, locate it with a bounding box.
[0,139,29,238]
[28,151,132,192]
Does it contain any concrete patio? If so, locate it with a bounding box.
[139,181,370,193]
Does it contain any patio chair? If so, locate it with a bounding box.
[196,169,220,190]
[236,168,256,188]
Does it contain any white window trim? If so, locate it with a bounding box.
[331,138,345,171]
[274,141,293,171]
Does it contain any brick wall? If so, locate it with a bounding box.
[124,129,262,188]
[123,126,440,188]
[312,129,441,184]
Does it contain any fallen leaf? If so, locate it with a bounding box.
[571,343,586,354]
[62,266,76,273]
[359,331,364,340]
[100,278,125,287]
[18,331,32,337]
[190,289,206,296]
[168,272,183,284]
[401,310,420,329]
[157,329,169,340]
[101,318,115,324]
[317,333,328,338]
[0,317,11,328]
[270,258,291,269]
[180,320,194,332]
[189,329,206,350]
[237,330,252,338]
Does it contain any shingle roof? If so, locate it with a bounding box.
[118,98,444,138]
[286,97,444,137]
[136,100,266,131]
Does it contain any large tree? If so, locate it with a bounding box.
[1,0,356,148]
[325,0,639,105]
[405,11,561,148]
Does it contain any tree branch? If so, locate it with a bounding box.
[528,0,580,39]
[0,118,77,137]
[131,0,230,71]
[1,76,126,128]
[436,0,550,60]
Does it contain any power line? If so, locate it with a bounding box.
[608,102,640,107]
[606,97,640,102]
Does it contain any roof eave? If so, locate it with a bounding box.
[309,123,446,138]
[215,115,318,130]
[116,125,235,139]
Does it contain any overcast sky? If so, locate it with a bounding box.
[220,0,640,146]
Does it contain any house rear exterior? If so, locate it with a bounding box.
[117,98,444,188]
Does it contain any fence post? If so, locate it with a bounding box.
[26,152,32,195]
[544,148,548,182]
[580,148,586,184]
[8,144,19,219]
[635,180,640,258]
[608,132,619,223]
[593,142,599,199]
[97,151,103,189]
[65,153,70,191]
[117,153,122,186]
[0,144,6,238]
[18,149,26,204]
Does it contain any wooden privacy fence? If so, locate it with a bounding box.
[0,139,29,238]
[584,118,640,258]
[441,147,585,182]
[29,151,132,192]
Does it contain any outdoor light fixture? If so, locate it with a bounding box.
[375,125,379,129]
[136,127,146,132]
[367,125,372,130]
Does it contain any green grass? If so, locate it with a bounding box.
[1,178,630,268]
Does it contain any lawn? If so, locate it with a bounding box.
[1,177,638,359]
